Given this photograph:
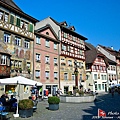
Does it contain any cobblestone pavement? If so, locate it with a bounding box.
[8,92,120,120]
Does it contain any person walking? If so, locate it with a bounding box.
[111,88,114,97]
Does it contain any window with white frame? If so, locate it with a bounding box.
[54,58,57,65]
[67,46,70,51]
[35,70,40,78]
[36,54,40,61]
[4,13,8,22]
[18,61,22,67]
[54,43,57,50]
[15,37,21,46]
[104,75,106,80]
[102,84,104,90]
[4,33,11,43]
[1,55,6,65]
[15,60,18,67]
[6,57,10,66]
[63,32,67,38]
[24,40,30,48]
[68,60,72,66]
[54,72,58,79]
[46,39,49,47]
[36,36,40,44]
[72,74,75,80]
[45,71,49,79]
[0,11,4,20]
[27,62,30,69]
[62,44,66,51]
[80,74,82,81]
[45,56,49,63]
[94,74,97,80]
[64,73,68,80]
[101,75,104,80]
[98,84,101,90]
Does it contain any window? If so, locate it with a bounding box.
[54,43,57,50]
[94,74,97,80]
[36,54,40,62]
[46,39,49,47]
[98,84,101,90]
[80,74,82,81]
[62,44,66,51]
[4,13,8,22]
[24,40,30,48]
[63,33,67,38]
[54,72,58,79]
[95,84,97,90]
[68,60,72,66]
[0,11,4,20]
[27,62,30,69]
[67,46,70,51]
[1,55,6,65]
[64,73,68,80]
[45,56,49,64]
[72,74,75,80]
[35,70,40,78]
[18,61,22,68]
[45,71,49,79]
[102,84,104,90]
[14,60,18,67]
[6,57,10,66]
[36,36,40,44]
[54,58,57,66]
[15,37,21,46]
[101,75,104,80]
[4,33,11,43]
[104,75,106,80]
[10,15,14,25]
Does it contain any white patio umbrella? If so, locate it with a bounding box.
[0,76,42,117]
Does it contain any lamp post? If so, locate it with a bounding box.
[74,60,79,87]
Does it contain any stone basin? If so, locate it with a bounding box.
[60,94,96,103]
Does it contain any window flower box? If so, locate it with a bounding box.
[46,77,49,79]
[36,60,41,63]
[36,76,40,79]
[61,63,66,66]
[54,63,58,66]
[54,77,58,80]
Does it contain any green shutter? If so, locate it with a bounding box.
[29,24,33,32]
[16,18,20,27]
[10,15,14,25]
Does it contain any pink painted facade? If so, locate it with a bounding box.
[34,25,60,95]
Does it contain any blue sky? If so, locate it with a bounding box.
[14,0,120,50]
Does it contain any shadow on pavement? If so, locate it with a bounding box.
[82,92,120,120]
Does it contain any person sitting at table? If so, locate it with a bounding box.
[0,94,7,106]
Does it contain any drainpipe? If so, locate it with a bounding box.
[58,30,60,89]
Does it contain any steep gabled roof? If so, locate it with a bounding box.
[85,42,98,63]
[0,0,38,23]
[98,45,120,58]
[35,24,60,43]
[1,0,22,11]
[49,17,88,40]
[85,42,110,66]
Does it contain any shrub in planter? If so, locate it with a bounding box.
[48,96,60,110]
[18,99,34,118]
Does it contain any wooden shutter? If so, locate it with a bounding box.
[16,18,20,27]
[10,15,14,25]
[29,24,33,32]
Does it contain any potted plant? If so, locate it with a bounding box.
[18,99,34,118]
[19,68,22,73]
[48,96,60,110]
[27,68,31,74]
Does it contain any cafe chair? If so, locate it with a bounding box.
[0,106,8,120]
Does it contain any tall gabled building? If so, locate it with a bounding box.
[34,24,60,95]
[97,45,118,85]
[85,42,109,92]
[0,0,38,96]
[35,17,87,94]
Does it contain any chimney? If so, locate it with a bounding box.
[111,46,113,50]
